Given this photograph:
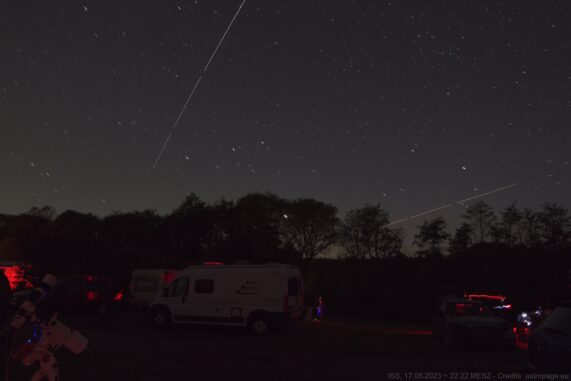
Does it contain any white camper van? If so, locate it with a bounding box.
[149,264,304,335]
[129,269,178,307]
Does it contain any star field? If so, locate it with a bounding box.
[1,0,569,234]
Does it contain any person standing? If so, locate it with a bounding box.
[314,296,325,323]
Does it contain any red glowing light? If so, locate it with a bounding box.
[113,290,123,302]
[466,293,506,302]
[86,291,98,301]
[0,265,32,290]
[164,271,176,285]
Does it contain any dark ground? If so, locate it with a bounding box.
[9,310,528,381]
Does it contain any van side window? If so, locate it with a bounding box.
[288,277,300,297]
[165,278,189,297]
[195,279,214,293]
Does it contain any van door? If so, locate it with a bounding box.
[185,278,226,323]
[163,277,189,322]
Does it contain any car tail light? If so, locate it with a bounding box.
[113,290,123,302]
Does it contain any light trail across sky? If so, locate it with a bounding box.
[455,183,519,204]
[387,183,519,226]
[152,0,247,169]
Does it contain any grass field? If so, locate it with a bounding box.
[8,310,528,381]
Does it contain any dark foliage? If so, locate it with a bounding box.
[0,196,569,322]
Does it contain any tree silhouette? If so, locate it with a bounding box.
[449,223,473,255]
[414,217,450,257]
[0,213,53,267]
[207,198,237,262]
[462,201,497,243]
[521,207,541,247]
[168,194,212,262]
[339,204,402,259]
[281,198,339,264]
[538,203,571,250]
[26,206,57,221]
[383,227,406,258]
[99,209,167,285]
[499,202,523,247]
[52,210,100,275]
[231,193,287,263]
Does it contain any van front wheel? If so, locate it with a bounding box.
[248,314,270,336]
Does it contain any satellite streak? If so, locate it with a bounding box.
[152,0,247,169]
[387,217,412,226]
[203,0,247,73]
[456,183,518,204]
[387,204,452,227]
[408,204,452,220]
[388,183,519,226]
[152,132,173,169]
[172,76,203,131]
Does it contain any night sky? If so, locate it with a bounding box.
[1,0,569,234]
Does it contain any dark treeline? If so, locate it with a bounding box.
[0,195,570,321]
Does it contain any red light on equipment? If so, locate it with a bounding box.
[1,265,32,290]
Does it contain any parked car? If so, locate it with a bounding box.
[528,302,571,372]
[465,292,516,323]
[150,263,304,335]
[432,298,515,349]
[11,275,116,315]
